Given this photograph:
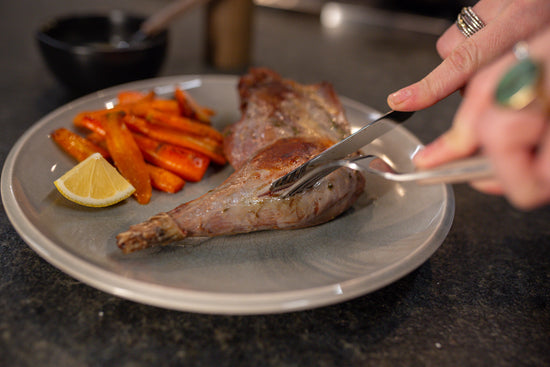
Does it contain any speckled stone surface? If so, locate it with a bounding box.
[1,1,549,366]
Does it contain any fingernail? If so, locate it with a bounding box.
[413,147,431,164]
[412,147,428,164]
[388,88,412,107]
[413,138,444,167]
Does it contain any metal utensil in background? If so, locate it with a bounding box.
[128,0,211,46]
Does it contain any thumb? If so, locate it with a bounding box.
[413,124,479,169]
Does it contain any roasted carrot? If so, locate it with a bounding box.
[103,112,152,204]
[118,91,146,104]
[149,99,180,115]
[117,90,178,112]
[174,88,194,119]
[51,128,109,162]
[85,132,107,148]
[133,134,211,182]
[147,164,186,193]
[76,112,223,162]
[56,87,223,203]
[117,90,155,105]
[74,114,106,136]
[175,87,215,124]
[73,106,129,127]
[123,115,226,165]
[80,122,212,181]
[130,104,223,143]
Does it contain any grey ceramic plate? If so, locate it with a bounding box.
[1,75,454,314]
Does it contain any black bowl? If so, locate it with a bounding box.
[36,10,168,93]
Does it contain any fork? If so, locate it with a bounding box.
[277,154,494,198]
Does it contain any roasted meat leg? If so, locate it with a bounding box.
[116,68,365,253]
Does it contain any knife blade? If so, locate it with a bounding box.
[269,110,414,192]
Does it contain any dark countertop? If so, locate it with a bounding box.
[1,1,549,366]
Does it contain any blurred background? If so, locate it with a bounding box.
[2,0,478,144]
[256,0,477,20]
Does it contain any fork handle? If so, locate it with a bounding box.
[415,156,494,184]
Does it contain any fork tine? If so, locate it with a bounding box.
[270,163,311,191]
[281,164,342,198]
[279,155,378,198]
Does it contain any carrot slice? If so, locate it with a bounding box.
[149,99,180,115]
[130,104,223,143]
[123,115,226,165]
[85,132,108,149]
[74,114,106,136]
[117,90,155,105]
[73,106,129,126]
[103,112,152,204]
[147,164,186,193]
[118,91,147,104]
[78,122,213,181]
[175,87,215,124]
[133,134,211,182]
[51,128,110,162]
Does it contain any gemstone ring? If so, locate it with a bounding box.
[495,42,545,111]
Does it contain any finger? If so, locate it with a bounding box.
[471,29,550,209]
[493,146,550,210]
[388,32,511,111]
[478,108,549,209]
[469,178,504,195]
[412,61,502,168]
[531,29,550,183]
[412,104,484,169]
[412,123,479,168]
[436,0,508,59]
[535,120,550,184]
[388,0,550,111]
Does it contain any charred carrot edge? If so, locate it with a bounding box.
[133,134,211,182]
[147,163,186,193]
[175,87,215,124]
[130,104,223,143]
[103,112,152,205]
[51,128,110,162]
[174,88,194,119]
[123,115,226,165]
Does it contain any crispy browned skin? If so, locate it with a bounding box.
[116,68,365,253]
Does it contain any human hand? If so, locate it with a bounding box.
[387,0,550,112]
[413,27,550,210]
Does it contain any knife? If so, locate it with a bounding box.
[269,110,414,192]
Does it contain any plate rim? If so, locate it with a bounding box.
[1,74,455,314]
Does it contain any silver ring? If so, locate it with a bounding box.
[456,7,486,38]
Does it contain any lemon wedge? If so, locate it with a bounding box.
[54,153,136,207]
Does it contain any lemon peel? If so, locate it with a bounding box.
[54,153,135,207]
